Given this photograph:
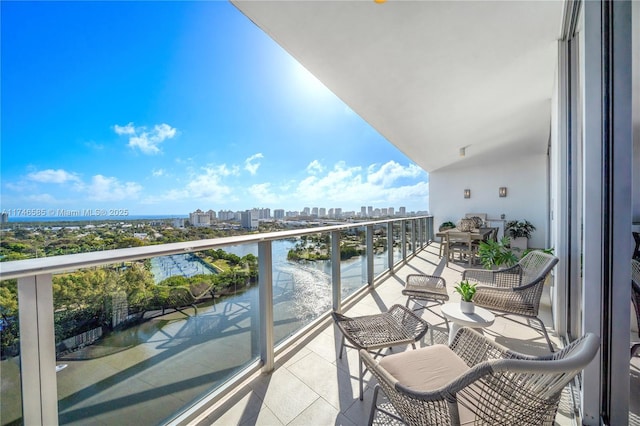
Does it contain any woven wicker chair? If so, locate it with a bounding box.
[632,259,640,357]
[403,274,450,330]
[362,327,599,426]
[332,304,429,400]
[462,250,559,352]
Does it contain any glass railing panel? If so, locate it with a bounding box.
[340,227,368,300]
[1,279,22,426]
[274,234,333,343]
[405,221,414,255]
[392,222,403,265]
[373,223,389,277]
[52,248,260,425]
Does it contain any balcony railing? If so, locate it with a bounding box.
[0,216,433,426]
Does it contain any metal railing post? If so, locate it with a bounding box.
[17,274,58,426]
[366,225,374,286]
[258,241,274,372]
[411,219,417,254]
[331,230,342,313]
[387,222,394,273]
[401,220,407,261]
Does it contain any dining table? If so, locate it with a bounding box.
[435,227,493,263]
[435,227,493,241]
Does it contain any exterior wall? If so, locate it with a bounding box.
[429,153,548,249]
[634,1,640,224]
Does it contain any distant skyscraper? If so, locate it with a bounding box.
[302,207,311,216]
[318,207,326,217]
[274,209,285,219]
[388,207,395,216]
[399,207,406,216]
[367,206,373,217]
[0,212,7,224]
[361,206,367,217]
[189,209,211,227]
[241,210,258,229]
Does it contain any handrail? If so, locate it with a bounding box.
[0,216,432,280]
[1,215,433,426]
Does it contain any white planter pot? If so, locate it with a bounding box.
[510,237,528,252]
[460,300,475,314]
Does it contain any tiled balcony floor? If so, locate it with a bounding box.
[191,243,578,426]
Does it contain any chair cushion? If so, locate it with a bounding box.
[378,344,476,424]
[378,344,470,391]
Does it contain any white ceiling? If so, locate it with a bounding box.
[231,0,565,172]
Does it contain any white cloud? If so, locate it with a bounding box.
[248,183,279,204]
[244,153,264,175]
[152,169,166,177]
[27,169,81,184]
[291,161,427,208]
[367,161,423,187]
[85,175,143,201]
[115,122,177,155]
[306,160,324,175]
[185,167,233,199]
[114,123,136,135]
[24,193,59,203]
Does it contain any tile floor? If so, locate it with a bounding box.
[189,243,627,426]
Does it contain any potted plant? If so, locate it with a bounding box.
[477,237,519,270]
[438,221,456,232]
[454,280,477,314]
[505,220,536,252]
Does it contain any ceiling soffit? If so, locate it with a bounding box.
[232,0,564,173]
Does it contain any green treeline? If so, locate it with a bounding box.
[0,249,258,358]
[286,232,388,261]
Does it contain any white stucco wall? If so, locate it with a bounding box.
[633,0,640,224]
[429,153,549,249]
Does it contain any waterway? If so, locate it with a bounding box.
[0,238,401,426]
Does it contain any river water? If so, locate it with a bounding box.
[1,239,401,426]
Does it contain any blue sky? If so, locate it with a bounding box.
[1,1,429,217]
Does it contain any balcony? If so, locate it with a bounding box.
[2,216,637,425]
[189,243,572,426]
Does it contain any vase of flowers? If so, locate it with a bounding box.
[454,280,477,314]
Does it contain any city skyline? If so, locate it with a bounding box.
[1,1,429,217]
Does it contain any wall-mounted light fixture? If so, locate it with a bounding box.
[499,187,507,197]
[464,189,471,199]
[459,147,466,157]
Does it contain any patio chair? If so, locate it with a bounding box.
[462,250,559,352]
[332,304,429,400]
[445,231,476,266]
[362,327,599,426]
[403,274,450,330]
[633,232,640,260]
[632,259,640,357]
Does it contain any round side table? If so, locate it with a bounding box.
[441,303,495,345]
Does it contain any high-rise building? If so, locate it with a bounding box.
[318,207,326,217]
[399,207,406,216]
[189,209,211,227]
[240,210,258,230]
[388,207,395,216]
[273,209,285,219]
[361,206,367,217]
